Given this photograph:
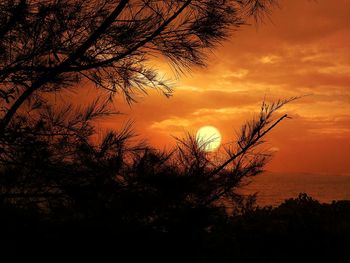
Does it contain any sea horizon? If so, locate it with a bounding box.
[240,172,350,207]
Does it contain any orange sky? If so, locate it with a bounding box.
[99,0,350,175]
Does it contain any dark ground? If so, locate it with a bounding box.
[1,194,349,263]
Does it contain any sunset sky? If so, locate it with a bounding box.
[100,0,350,175]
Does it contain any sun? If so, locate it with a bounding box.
[196,126,222,152]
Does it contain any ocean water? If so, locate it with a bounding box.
[240,172,350,207]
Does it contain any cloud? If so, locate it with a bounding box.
[98,0,350,174]
[259,55,281,64]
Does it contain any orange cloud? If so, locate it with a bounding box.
[95,0,350,175]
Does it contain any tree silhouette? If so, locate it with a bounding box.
[1,2,349,262]
[0,0,276,133]
[0,0,290,222]
[0,97,294,220]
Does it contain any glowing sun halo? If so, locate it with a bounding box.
[196,126,222,152]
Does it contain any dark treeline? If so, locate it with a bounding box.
[1,193,349,262]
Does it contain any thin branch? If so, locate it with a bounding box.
[67,0,193,72]
[209,113,288,177]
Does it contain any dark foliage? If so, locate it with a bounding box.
[0,1,283,217]
[0,98,294,219]
[0,0,276,131]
